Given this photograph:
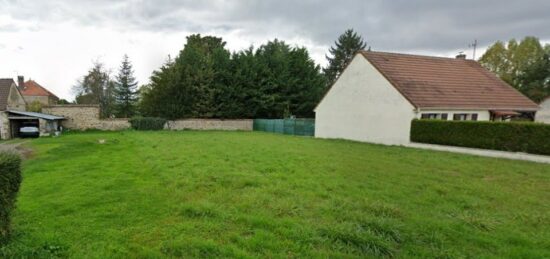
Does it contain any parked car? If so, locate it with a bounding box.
[20,126,39,138]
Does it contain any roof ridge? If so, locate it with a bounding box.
[360,50,476,62]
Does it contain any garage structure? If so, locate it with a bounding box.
[314,51,539,145]
[7,110,64,138]
[0,78,64,139]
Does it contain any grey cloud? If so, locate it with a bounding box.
[2,0,550,53]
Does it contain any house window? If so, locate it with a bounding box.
[453,114,468,121]
[453,113,478,121]
[421,113,437,119]
[420,113,448,120]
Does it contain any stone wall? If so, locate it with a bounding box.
[0,112,10,139]
[42,105,118,130]
[165,119,253,131]
[97,119,131,131]
[43,105,252,131]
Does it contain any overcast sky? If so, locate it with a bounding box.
[1,0,550,100]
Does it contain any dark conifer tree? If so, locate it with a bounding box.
[114,54,139,118]
[323,29,367,85]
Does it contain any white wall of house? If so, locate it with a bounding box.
[535,98,550,124]
[315,54,416,145]
[415,110,491,121]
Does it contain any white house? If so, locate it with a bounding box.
[535,97,550,124]
[314,51,539,145]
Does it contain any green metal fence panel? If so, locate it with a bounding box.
[253,118,315,136]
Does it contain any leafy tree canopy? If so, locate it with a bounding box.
[480,36,550,102]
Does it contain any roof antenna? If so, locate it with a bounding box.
[468,39,478,60]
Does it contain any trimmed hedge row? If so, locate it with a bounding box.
[0,152,22,244]
[410,119,550,155]
[129,117,167,131]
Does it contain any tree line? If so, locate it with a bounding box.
[480,36,550,103]
[72,31,550,119]
[73,29,366,119]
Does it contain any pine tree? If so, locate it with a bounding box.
[323,29,367,85]
[114,54,139,118]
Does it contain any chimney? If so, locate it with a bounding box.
[17,76,25,90]
[456,53,467,59]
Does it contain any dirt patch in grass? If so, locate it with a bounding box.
[0,140,33,159]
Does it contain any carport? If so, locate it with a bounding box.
[7,110,64,138]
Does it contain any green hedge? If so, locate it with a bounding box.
[129,117,167,131]
[0,152,22,244]
[410,119,550,155]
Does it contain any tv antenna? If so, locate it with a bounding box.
[468,39,478,60]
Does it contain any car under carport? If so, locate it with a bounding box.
[7,110,64,138]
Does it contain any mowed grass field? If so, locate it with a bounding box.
[1,131,549,258]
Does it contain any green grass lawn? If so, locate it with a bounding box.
[1,131,549,258]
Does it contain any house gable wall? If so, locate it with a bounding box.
[23,95,54,106]
[7,84,26,111]
[315,54,416,145]
[535,98,550,124]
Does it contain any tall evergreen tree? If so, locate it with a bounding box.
[140,35,326,119]
[323,29,367,85]
[140,34,230,119]
[114,54,139,118]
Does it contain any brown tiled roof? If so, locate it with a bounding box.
[361,51,539,111]
[0,78,16,111]
[20,80,59,99]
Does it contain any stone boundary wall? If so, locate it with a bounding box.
[166,119,252,131]
[42,105,109,130]
[43,105,252,131]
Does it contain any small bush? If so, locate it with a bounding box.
[410,119,550,155]
[129,117,167,131]
[0,152,22,244]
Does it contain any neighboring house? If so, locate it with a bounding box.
[17,76,59,106]
[0,78,63,139]
[0,78,28,139]
[535,97,550,124]
[315,51,539,145]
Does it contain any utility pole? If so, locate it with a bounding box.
[469,39,478,60]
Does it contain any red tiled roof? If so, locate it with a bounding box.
[361,51,539,111]
[20,80,59,99]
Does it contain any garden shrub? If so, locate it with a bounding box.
[410,119,550,155]
[0,152,22,244]
[129,117,167,131]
